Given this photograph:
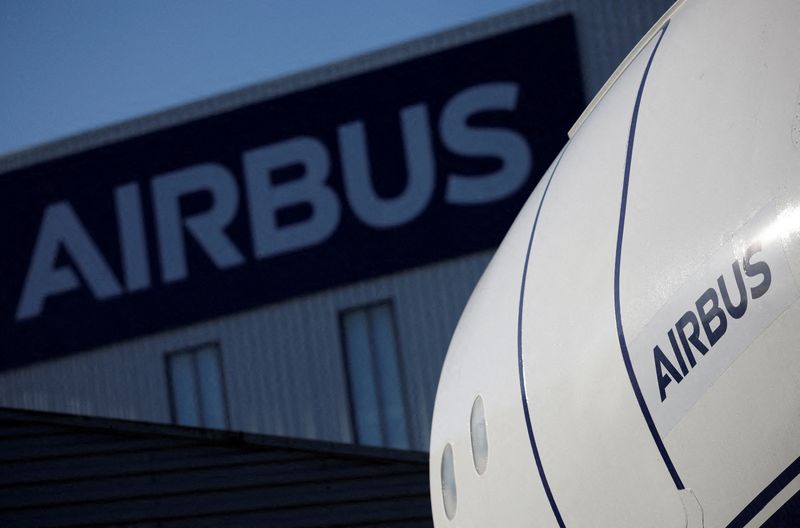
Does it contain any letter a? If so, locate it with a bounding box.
[655,345,683,402]
[16,202,123,320]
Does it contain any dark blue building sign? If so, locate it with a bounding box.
[0,15,583,371]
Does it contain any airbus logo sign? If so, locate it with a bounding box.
[16,83,532,321]
[0,16,583,370]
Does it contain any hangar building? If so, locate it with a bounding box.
[0,0,673,453]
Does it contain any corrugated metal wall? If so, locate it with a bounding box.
[0,0,676,451]
[0,252,492,451]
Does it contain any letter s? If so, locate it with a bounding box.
[439,82,532,205]
[743,241,771,299]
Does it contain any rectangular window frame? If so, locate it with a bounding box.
[338,299,413,449]
[164,341,231,429]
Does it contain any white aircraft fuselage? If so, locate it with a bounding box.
[429,0,800,526]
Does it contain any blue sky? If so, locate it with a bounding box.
[0,0,537,156]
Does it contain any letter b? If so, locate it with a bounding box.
[244,137,340,259]
[696,288,727,347]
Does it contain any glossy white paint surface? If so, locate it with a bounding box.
[430,0,800,526]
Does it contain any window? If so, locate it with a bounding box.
[340,301,410,449]
[166,344,229,429]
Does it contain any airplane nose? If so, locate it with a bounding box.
[431,1,800,525]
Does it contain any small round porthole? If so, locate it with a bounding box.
[470,395,488,475]
[441,443,457,520]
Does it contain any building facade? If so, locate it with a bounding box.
[0,0,674,452]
